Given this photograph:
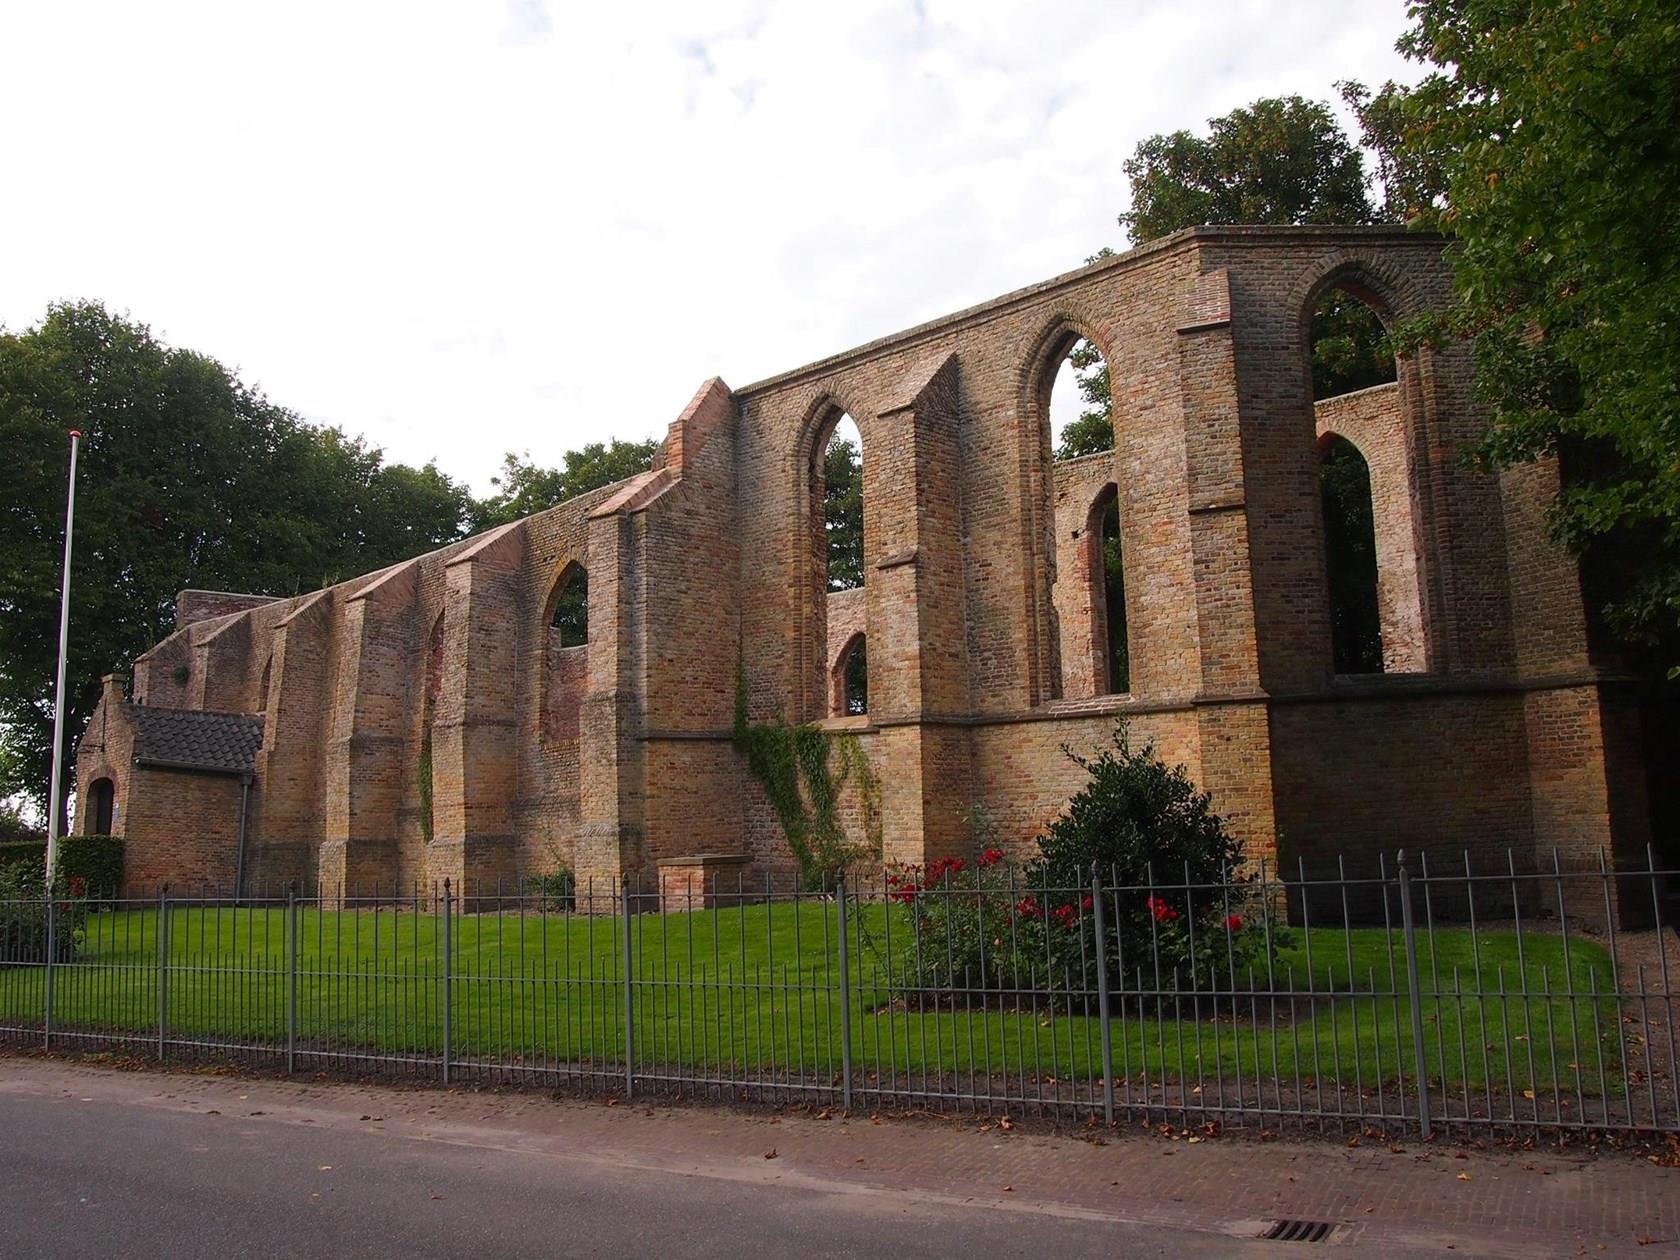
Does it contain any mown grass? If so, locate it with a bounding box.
[0,901,1635,1100]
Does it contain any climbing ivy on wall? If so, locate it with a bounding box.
[732,666,882,889]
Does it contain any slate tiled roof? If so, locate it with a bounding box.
[129,705,264,775]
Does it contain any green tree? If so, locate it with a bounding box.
[1056,335,1117,460]
[823,434,863,591]
[0,302,474,828]
[0,800,42,844]
[1310,291,1394,400]
[1337,79,1451,225]
[472,438,657,530]
[1120,95,1376,245]
[1355,0,1680,669]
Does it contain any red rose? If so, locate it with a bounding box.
[1147,896,1179,923]
[1225,914,1243,932]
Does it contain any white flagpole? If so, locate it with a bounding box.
[44,429,81,882]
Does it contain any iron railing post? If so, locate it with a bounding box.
[1397,852,1432,1139]
[836,877,854,1112]
[441,880,453,1085]
[157,884,170,1062]
[621,878,635,1100]
[1091,866,1115,1126]
[286,883,298,1074]
[42,888,55,1051]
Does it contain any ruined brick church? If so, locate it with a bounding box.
[72,227,1655,901]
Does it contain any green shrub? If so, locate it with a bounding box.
[886,723,1281,1005]
[0,836,124,896]
[523,866,576,912]
[55,835,124,897]
[1031,723,1282,997]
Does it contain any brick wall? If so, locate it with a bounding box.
[73,226,1654,917]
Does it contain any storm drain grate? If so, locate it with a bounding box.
[1261,1219,1334,1243]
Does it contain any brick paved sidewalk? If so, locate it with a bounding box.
[1,1054,1673,1257]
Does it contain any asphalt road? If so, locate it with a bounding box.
[0,1080,1373,1260]
[3,1058,1663,1259]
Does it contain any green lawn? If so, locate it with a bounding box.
[0,901,1635,1102]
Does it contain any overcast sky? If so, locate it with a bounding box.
[1,0,1417,494]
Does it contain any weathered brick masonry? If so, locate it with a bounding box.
[72,227,1655,916]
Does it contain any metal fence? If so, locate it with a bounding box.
[1,848,1676,1141]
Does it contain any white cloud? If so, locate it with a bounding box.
[0,0,1417,493]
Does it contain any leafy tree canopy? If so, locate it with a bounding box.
[0,301,475,825]
[472,439,657,531]
[1348,0,1680,671]
[1120,95,1377,245]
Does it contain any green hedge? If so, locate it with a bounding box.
[58,835,124,895]
[0,835,123,895]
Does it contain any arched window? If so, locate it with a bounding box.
[1310,286,1396,401]
[1048,337,1113,459]
[1041,331,1129,701]
[88,777,115,836]
[833,633,868,717]
[1089,486,1128,694]
[1305,276,1431,675]
[804,402,865,720]
[1319,434,1384,674]
[541,561,589,745]
[824,415,863,592]
[548,564,588,648]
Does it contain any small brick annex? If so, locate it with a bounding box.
[72,226,1655,911]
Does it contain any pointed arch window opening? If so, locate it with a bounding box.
[1319,433,1385,675]
[823,413,864,594]
[549,563,589,648]
[1307,279,1427,677]
[1043,334,1131,701]
[835,633,868,717]
[808,405,865,722]
[1092,486,1129,695]
[1309,284,1397,402]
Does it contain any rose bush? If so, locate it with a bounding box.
[881,724,1282,1007]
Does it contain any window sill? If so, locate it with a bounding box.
[815,714,873,733]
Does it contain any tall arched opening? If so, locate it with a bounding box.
[1307,278,1429,675]
[1038,329,1130,700]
